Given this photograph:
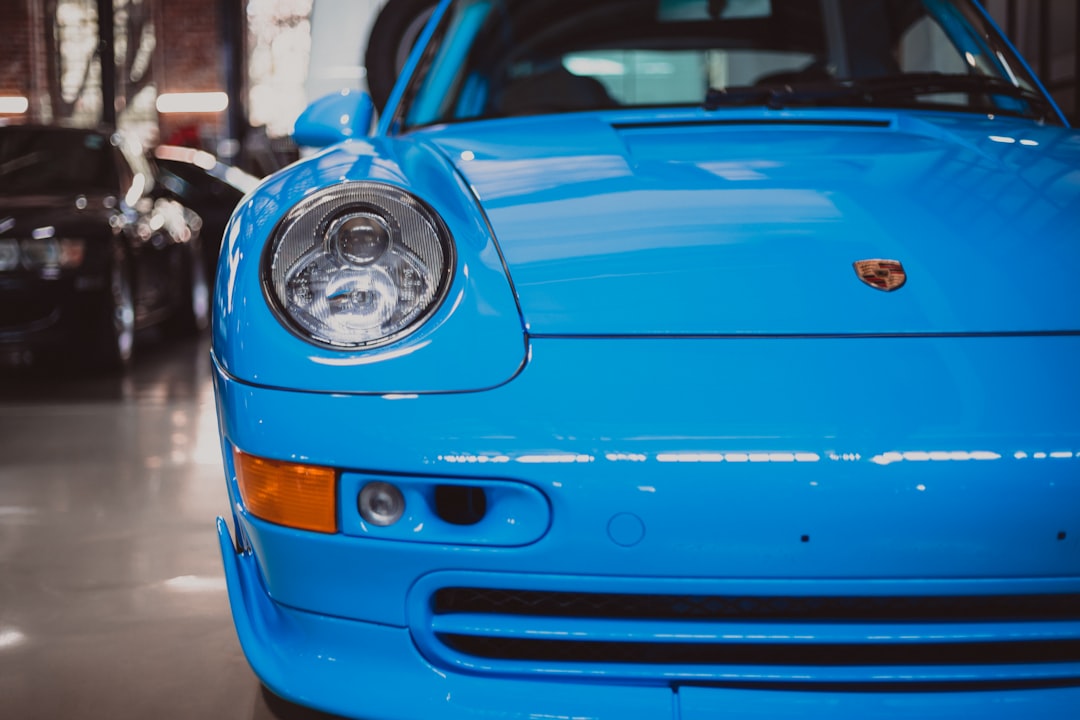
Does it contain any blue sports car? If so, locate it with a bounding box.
[213,1,1080,718]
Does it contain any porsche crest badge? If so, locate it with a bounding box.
[854,259,907,292]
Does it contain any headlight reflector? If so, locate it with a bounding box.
[330,212,392,266]
[265,183,454,348]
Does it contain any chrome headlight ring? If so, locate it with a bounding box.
[262,182,456,349]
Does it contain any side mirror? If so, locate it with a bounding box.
[292,90,375,148]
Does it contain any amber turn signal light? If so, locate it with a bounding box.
[233,448,337,533]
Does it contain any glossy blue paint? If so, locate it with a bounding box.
[215,333,1080,624]
[292,89,375,147]
[424,108,1080,335]
[215,1,1080,717]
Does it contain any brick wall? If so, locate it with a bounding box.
[155,0,227,145]
[0,0,33,105]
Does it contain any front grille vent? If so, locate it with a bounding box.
[434,588,1080,623]
[421,587,1080,685]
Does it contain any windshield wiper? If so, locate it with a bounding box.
[853,72,1053,116]
[704,84,868,111]
[705,73,1056,122]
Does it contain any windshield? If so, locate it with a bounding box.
[398,0,1057,128]
[0,128,119,196]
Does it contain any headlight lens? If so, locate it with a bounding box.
[264,182,455,348]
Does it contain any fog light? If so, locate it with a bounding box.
[358,481,405,526]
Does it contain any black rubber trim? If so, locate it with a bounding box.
[612,118,893,130]
[434,588,1080,622]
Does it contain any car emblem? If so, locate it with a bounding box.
[854,259,907,292]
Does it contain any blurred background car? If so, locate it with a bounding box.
[152,145,260,285]
[0,125,210,371]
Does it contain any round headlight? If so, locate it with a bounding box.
[264,182,455,348]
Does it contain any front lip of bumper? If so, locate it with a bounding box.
[215,517,676,720]
[218,519,1080,720]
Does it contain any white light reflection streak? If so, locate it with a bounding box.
[124,173,146,207]
[656,452,820,464]
[605,453,647,463]
[996,52,1021,86]
[162,575,227,592]
[516,454,594,464]
[440,454,510,464]
[870,451,1002,466]
[313,341,430,366]
[0,627,26,650]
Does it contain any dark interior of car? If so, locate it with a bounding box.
[429,0,943,120]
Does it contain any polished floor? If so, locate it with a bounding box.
[0,333,341,719]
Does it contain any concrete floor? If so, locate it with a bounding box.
[0,334,341,719]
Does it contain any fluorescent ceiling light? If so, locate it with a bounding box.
[156,92,229,113]
[0,97,29,114]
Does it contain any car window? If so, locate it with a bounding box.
[562,49,817,106]
[396,0,1053,129]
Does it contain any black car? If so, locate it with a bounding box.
[152,145,259,284]
[0,125,209,370]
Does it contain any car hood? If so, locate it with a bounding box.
[423,110,1080,335]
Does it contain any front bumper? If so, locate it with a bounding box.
[220,520,1080,719]
[214,335,1080,719]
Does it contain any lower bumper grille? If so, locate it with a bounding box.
[421,587,1080,684]
[441,635,1080,666]
[434,588,1080,622]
